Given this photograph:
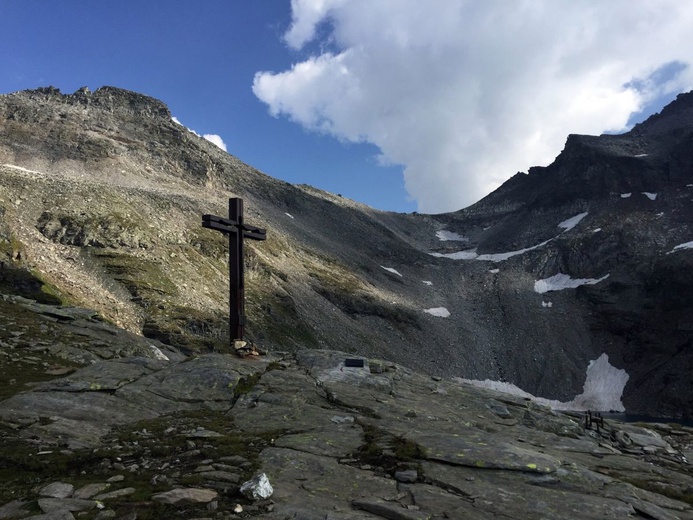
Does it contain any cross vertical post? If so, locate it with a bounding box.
[202,197,267,352]
[228,197,244,341]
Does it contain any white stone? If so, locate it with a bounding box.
[240,473,273,501]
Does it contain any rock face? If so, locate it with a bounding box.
[0,324,692,518]
[0,86,692,418]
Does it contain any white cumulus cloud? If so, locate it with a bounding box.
[253,0,693,212]
[172,117,227,152]
[203,134,228,152]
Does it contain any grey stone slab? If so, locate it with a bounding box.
[0,499,31,519]
[71,483,110,499]
[152,488,218,504]
[39,482,74,499]
[37,498,95,513]
[406,484,488,519]
[623,498,683,520]
[274,425,363,458]
[422,461,636,519]
[140,354,269,403]
[24,512,75,520]
[93,488,136,500]
[197,471,240,484]
[259,447,398,514]
[411,430,560,473]
[36,360,151,392]
[352,499,429,520]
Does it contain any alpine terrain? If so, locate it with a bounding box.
[0,86,692,518]
[2,86,692,417]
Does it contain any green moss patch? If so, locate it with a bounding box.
[0,408,285,516]
[0,299,84,401]
[142,306,229,353]
[91,251,177,300]
[0,267,65,305]
[354,423,425,477]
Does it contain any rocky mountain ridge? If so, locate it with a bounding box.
[0,86,692,420]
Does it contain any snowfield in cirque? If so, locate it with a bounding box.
[429,212,588,262]
[436,230,467,241]
[424,307,450,318]
[669,241,693,253]
[534,273,610,294]
[458,353,629,412]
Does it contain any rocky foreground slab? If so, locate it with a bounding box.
[0,297,692,519]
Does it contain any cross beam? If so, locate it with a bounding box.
[202,197,266,345]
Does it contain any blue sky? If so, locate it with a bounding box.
[0,1,412,212]
[1,1,693,214]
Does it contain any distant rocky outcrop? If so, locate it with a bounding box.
[0,296,692,519]
[0,85,692,421]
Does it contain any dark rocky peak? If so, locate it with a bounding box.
[631,90,693,139]
[460,90,693,219]
[89,86,172,119]
[2,85,171,120]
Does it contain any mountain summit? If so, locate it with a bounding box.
[0,86,692,418]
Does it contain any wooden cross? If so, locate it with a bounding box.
[202,198,267,347]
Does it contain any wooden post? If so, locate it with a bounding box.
[202,198,266,349]
[228,198,244,341]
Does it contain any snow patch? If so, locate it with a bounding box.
[621,193,632,198]
[669,241,693,253]
[541,301,553,308]
[642,192,657,200]
[477,239,552,262]
[534,273,609,294]
[436,230,467,242]
[430,249,478,260]
[592,228,602,233]
[2,164,43,176]
[149,345,169,361]
[456,353,628,412]
[422,280,433,286]
[381,266,402,277]
[429,213,589,263]
[489,268,499,274]
[424,307,450,318]
[565,354,630,412]
[634,153,649,158]
[285,212,295,219]
[430,238,553,262]
[558,212,588,232]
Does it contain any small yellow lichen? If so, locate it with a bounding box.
[526,463,537,470]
